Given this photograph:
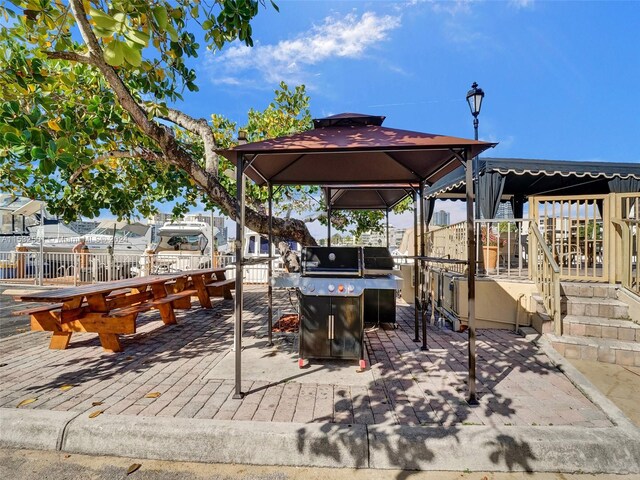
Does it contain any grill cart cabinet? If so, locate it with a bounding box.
[298,293,363,361]
[364,289,396,325]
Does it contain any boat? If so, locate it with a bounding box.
[135,221,217,275]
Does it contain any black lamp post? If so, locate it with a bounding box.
[466,82,485,272]
[466,82,484,140]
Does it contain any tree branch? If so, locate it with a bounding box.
[43,51,94,64]
[68,150,161,183]
[65,0,317,246]
[161,108,218,175]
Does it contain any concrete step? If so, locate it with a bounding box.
[559,282,618,299]
[531,310,554,334]
[562,315,640,341]
[531,295,627,318]
[546,333,640,366]
[561,296,630,319]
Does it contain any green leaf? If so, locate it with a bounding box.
[113,12,126,24]
[56,153,74,167]
[152,5,168,30]
[103,40,124,67]
[125,29,150,46]
[39,158,55,175]
[89,7,117,30]
[4,132,21,144]
[31,146,46,159]
[122,44,142,67]
[165,23,179,42]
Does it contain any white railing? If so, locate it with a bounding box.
[475,218,529,277]
[0,251,280,286]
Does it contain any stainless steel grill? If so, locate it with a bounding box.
[281,246,401,368]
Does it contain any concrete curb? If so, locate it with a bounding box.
[2,408,640,473]
[367,424,640,473]
[62,414,369,468]
[0,409,78,451]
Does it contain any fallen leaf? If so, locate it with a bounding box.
[91,401,103,406]
[88,410,104,418]
[127,463,142,475]
[59,384,74,391]
[0,363,7,367]
[16,398,37,408]
[144,392,161,399]
[64,454,71,458]
[125,356,134,360]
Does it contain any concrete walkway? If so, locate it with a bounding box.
[1,286,639,473]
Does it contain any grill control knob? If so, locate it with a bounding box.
[308,284,315,292]
[338,284,344,293]
[347,284,355,293]
[328,283,335,292]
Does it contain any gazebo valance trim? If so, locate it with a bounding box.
[425,157,640,199]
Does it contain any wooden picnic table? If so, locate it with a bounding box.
[13,268,234,353]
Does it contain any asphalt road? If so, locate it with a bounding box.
[1,448,636,480]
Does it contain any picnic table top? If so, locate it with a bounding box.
[14,274,188,303]
[181,267,229,277]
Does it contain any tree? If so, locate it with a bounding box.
[0,0,321,245]
[0,1,412,245]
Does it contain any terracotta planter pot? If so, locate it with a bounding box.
[482,245,498,271]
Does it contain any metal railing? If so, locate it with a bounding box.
[475,218,529,277]
[427,219,529,278]
[0,251,286,286]
[529,224,562,335]
[428,222,467,261]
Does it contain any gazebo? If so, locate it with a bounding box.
[218,113,496,401]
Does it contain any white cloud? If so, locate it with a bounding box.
[427,0,474,16]
[207,12,401,87]
[509,0,535,9]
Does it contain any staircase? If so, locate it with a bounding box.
[532,282,640,366]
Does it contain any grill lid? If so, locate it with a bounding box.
[301,247,362,276]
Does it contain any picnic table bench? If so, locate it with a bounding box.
[12,268,234,352]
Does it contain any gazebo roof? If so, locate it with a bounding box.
[218,113,496,186]
[323,184,416,210]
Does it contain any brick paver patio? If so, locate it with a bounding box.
[0,286,611,428]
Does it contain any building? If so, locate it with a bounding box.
[431,209,450,226]
[495,202,513,219]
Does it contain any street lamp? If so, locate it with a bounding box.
[466,82,485,275]
[466,81,484,139]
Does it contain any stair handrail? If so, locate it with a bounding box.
[529,223,562,335]
[611,217,638,296]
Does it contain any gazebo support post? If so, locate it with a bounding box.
[465,148,478,405]
[420,182,428,352]
[413,189,419,342]
[233,153,245,400]
[267,182,273,347]
[386,208,390,248]
[327,204,332,247]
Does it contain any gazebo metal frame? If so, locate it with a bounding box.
[218,113,496,404]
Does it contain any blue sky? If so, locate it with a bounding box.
[172,0,640,237]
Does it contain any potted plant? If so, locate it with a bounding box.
[480,226,506,271]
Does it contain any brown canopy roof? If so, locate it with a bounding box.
[218,113,496,186]
[324,184,416,210]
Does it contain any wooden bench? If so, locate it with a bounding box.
[111,289,198,321]
[205,279,235,300]
[12,303,64,317]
